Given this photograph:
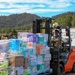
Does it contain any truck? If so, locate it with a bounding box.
[33,18,75,75]
[62,28,75,48]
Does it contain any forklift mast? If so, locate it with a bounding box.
[33,18,52,47]
[65,26,71,53]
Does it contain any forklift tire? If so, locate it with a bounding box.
[59,64,65,75]
[72,63,75,73]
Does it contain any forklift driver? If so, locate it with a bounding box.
[52,29,59,43]
[52,29,60,48]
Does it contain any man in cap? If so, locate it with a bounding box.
[51,29,60,48]
[52,29,59,42]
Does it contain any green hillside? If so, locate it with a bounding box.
[0,13,40,33]
[52,12,75,27]
[0,12,75,34]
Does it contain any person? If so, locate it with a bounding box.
[0,35,1,40]
[1,35,7,40]
[52,29,59,42]
[51,29,60,48]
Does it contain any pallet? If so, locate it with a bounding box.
[37,72,50,75]
[36,69,53,75]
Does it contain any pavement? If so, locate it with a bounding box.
[51,72,75,75]
[66,73,75,75]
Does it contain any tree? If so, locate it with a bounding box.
[11,28,18,38]
[56,15,72,26]
[71,16,75,27]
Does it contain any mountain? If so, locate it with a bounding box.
[52,12,75,19]
[0,13,40,28]
[52,12,75,27]
[0,11,75,33]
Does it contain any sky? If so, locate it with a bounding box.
[0,0,75,17]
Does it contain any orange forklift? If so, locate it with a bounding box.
[33,18,75,75]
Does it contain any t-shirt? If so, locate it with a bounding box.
[55,35,59,38]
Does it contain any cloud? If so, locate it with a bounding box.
[0,0,75,15]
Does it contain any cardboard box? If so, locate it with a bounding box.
[24,58,28,69]
[9,55,24,67]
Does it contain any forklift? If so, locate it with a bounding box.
[32,18,75,75]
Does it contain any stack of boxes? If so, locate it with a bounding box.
[0,40,9,75]
[18,33,38,75]
[8,39,25,75]
[36,34,51,72]
[0,32,51,75]
[18,32,51,75]
[8,55,24,75]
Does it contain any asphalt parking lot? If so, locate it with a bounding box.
[51,72,75,75]
[66,73,75,75]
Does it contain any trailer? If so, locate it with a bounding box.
[62,28,75,48]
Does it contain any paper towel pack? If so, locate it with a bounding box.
[27,42,36,48]
[28,48,36,55]
[18,32,38,43]
[36,44,46,54]
[18,32,29,39]
[27,33,38,43]
[45,61,50,70]
[37,55,44,64]
[29,66,37,73]
[28,55,38,66]
[0,52,8,62]
[37,64,46,71]
[9,66,24,75]
[44,54,51,61]
[36,33,48,45]
[9,39,22,51]
[0,40,9,52]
